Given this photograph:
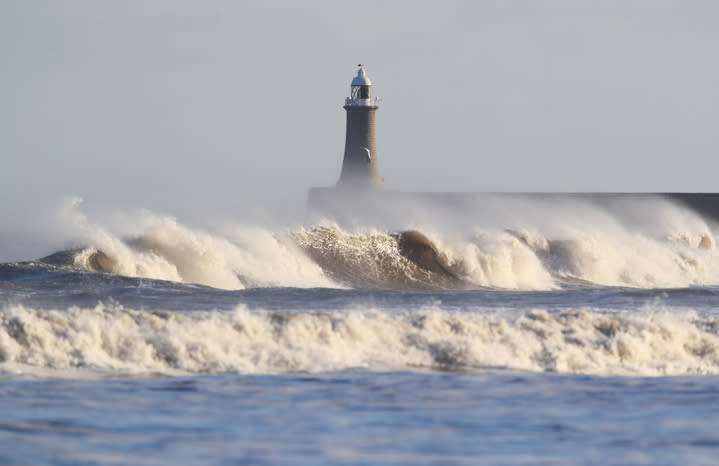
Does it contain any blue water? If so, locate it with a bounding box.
[3,366,719,464]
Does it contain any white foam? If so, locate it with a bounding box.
[412,195,719,289]
[2,304,719,378]
[47,195,719,290]
[54,199,336,289]
[428,230,556,289]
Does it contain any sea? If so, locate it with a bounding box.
[2,194,719,465]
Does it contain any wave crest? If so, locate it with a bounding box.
[30,196,719,290]
[2,304,719,377]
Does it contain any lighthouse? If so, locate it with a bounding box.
[336,65,383,189]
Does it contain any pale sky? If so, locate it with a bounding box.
[1,1,718,246]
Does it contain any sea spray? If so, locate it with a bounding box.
[36,195,719,290]
[48,199,335,289]
[2,304,719,377]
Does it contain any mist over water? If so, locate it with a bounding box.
[10,193,718,291]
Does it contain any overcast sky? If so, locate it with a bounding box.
[1,1,718,229]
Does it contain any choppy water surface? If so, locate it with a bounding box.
[3,195,719,463]
[3,370,719,465]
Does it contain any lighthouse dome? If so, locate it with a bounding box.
[351,67,372,86]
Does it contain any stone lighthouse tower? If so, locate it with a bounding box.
[336,65,383,189]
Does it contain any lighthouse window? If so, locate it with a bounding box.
[351,85,371,100]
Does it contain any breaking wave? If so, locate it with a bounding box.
[36,221,719,291]
[39,216,337,290]
[16,195,719,290]
[2,304,719,377]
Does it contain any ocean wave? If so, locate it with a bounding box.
[38,218,337,290]
[1,304,718,378]
[37,222,719,291]
[13,195,719,290]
